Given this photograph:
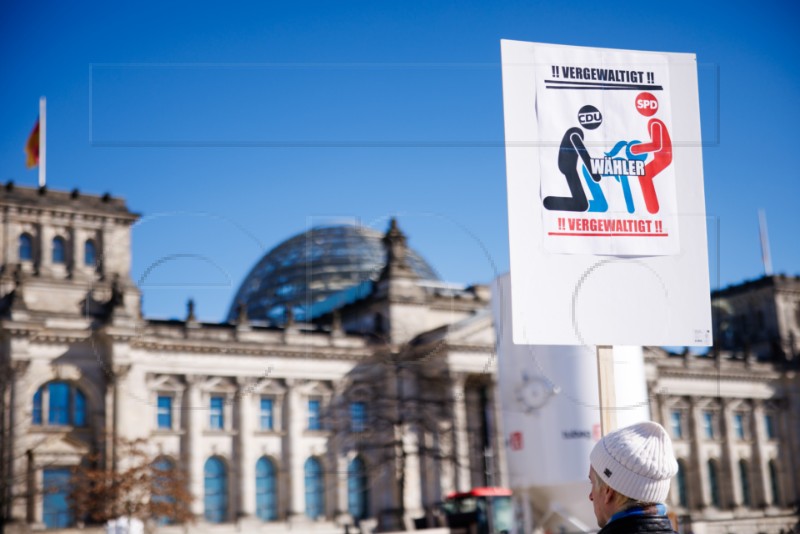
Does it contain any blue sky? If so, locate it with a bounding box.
[1,0,798,322]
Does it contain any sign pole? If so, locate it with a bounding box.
[596,345,616,436]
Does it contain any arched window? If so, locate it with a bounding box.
[152,458,176,525]
[74,389,86,426]
[19,233,33,261]
[676,459,689,507]
[304,457,324,519]
[204,457,227,523]
[768,460,780,506]
[33,388,43,424]
[84,239,96,266]
[256,457,278,521]
[43,468,74,528]
[348,456,368,520]
[32,382,87,427]
[52,236,66,264]
[739,460,751,506]
[708,460,720,507]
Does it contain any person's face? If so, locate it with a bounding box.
[588,468,614,528]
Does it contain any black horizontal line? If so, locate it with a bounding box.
[545,80,663,91]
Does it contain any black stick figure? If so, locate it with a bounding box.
[543,127,601,212]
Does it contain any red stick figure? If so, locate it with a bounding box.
[630,94,672,214]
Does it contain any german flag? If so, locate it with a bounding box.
[25,118,40,168]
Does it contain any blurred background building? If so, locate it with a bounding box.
[0,183,798,533]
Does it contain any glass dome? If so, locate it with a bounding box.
[228,224,439,324]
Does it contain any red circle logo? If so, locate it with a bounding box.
[635,92,658,117]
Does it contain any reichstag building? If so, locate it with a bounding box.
[0,183,798,533]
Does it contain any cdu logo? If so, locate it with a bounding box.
[578,105,602,130]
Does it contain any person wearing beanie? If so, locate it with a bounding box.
[588,421,678,533]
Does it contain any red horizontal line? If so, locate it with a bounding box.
[548,232,669,237]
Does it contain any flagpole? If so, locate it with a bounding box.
[39,96,46,188]
[758,209,773,276]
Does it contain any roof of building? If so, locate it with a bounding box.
[711,274,800,298]
[227,223,440,324]
[0,182,138,220]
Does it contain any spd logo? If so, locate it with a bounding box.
[577,105,602,130]
[636,92,658,116]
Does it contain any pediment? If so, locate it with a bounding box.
[252,378,286,395]
[204,376,236,391]
[297,380,331,396]
[148,374,185,390]
[443,309,495,345]
[35,433,91,458]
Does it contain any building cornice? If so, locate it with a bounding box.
[130,337,373,360]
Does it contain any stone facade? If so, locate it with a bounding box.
[0,183,797,533]
[645,276,800,534]
[0,184,504,533]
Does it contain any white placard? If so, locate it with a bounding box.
[501,40,712,346]
[491,275,650,530]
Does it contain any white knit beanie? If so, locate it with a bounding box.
[589,421,678,503]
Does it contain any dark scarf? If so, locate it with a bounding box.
[599,504,676,534]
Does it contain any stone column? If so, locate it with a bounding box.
[751,401,769,507]
[721,399,737,507]
[689,398,707,508]
[105,373,115,472]
[489,382,508,488]
[335,453,349,523]
[184,375,205,516]
[237,379,255,517]
[1,210,9,266]
[6,360,30,523]
[656,393,669,433]
[452,375,471,492]
[437,417,455,498]
[402,425,423,522]
[283,379,305,519]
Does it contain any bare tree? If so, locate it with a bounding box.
[70,438,193,527]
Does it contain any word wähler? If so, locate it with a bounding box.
[590,157,645,177]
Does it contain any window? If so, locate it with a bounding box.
[84,239,96,266]
[676,460,689,507]
[256,457,278,521]
[33,388,42,425]
[32,382,87,427]
[351,402,366,433]
[210,396,224,430]
[708,460,720,507]
[308,399,321,431]
[204,457,227,523]
[703,411,715,439]
[49,382,70,425]
[52,236,66,264]
[733,413,745,440]
[260,397,274,431]
[769,460,780,506]
[152,458,176,525]
[348,457,369,520]
[304,457,324,519]
[157,396,172,429]
[670,410,683,439]
[765,414,776,440]
[739,460,751,506]
[43,468,74,528]
[19,233,33,261]
[73,389,86,427]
